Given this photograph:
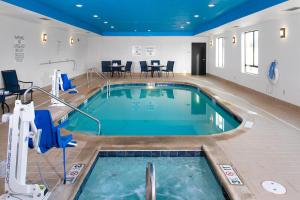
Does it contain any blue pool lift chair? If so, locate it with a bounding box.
[162,61,175,77]
[32,110,77,184]
[1,70,33,100]
[121,61,133,77]
[60,73,78,94]
[140,61,149,78]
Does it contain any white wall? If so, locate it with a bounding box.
[0,15,89,88]
[87,36,208,73]
[207,12,300,106]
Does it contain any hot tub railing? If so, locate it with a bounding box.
[146,162,156,200]
[23,86,101,134]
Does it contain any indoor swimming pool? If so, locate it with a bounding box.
[64,83,240,135]
[75,151,227,200]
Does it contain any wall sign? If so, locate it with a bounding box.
[132,45,142,56]
[14,35,25,62]
[145,46,156,56]
[219,164,243,185]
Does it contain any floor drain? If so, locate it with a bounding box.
[262,181,286,195]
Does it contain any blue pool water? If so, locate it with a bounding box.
[64,83,240,135]
[76,151,227,200]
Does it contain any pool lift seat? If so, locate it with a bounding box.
[0,100,76,200]
[60,73,78,94]
[31,109,77,184]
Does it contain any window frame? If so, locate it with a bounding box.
[243,30,259,74]
[216,37,225,68]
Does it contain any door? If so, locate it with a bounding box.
[191,43,206,75]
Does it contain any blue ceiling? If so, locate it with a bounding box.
[3,0,287,36]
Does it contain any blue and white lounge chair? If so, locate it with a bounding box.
[29,110,77,184]
[60,73,78,94]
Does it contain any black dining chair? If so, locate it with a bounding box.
[140,61,149,78]
[1,70,33,100]
[121,61,132,77]
[101,61,112,75]
[112,60,122,65]
[162,61,175,77]
[151,60,160,65]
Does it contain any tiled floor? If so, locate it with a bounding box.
[1,73,300,200]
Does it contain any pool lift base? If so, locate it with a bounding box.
[0,101,51,200]
[50,69,66,107]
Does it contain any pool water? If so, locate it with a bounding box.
[76,152,226,200]
[64,84,240,135]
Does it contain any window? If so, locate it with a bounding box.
[242,31,259,74]
[216,37,224,68]
[215,113,224,131]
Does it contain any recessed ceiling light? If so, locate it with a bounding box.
[104,21,108,24]
[75,4,83,8]
[110,26,114,29]
[194,14,200,18]
[208,3,215,8]
[134,29,137,32]
[180,26,184,29]
[186,21,191,25]
[93,14,99,18]
[147,29,151,32]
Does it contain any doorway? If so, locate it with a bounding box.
[191,43,206,75]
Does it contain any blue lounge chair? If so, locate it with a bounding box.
[1,70,33,100]
[30,110,77,184]
[60,74,78,94]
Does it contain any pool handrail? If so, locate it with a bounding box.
[146,162,156,200]
[22,86,101,134]
[87,67,110,98]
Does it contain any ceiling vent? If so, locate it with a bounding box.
[39,17,51,21]
[284,7,300,12]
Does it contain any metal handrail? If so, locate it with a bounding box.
[23,86,101,134]
[146,162,156,200]
[87,68,110,98]
[40,59,77,71]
